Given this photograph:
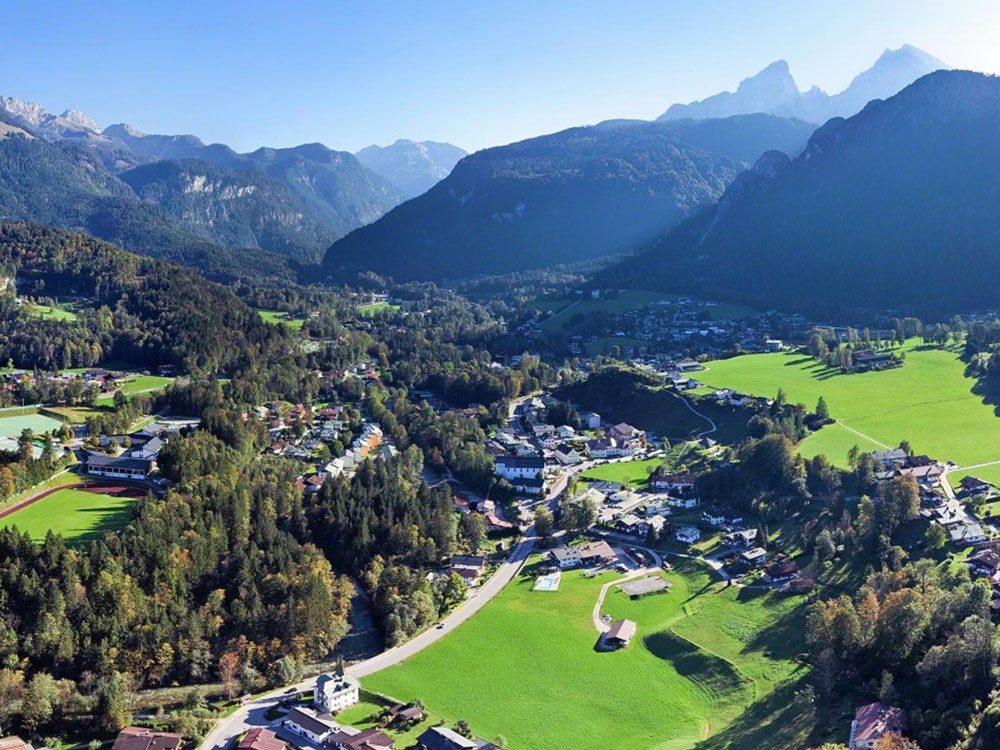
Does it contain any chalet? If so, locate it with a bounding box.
[579,540,616,566]
[722,529,758,548]
[112,728,183,750]
[85,452,155,480]
[238,729,286,750]
[961,475,993,496]
[416,727,477,750]
[329,728,394,750]
[650,470,696,493]
[549,546,582,569]
[897,464,943,487]
[494,454,544,481]
[949,521,987,546]
[675,525,701,545]
[484,514,515,533]
[450,555,487,584]
[605,619,637,648]
[739,547,768,567]
[763,560,799,583]
[284,706,339,743]
[315,671,360,713]
[388,703,426,724]
[871,448,908,469]
[849,702,908,750]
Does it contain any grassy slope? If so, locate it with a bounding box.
[0,487,137,544]
[257,309,305,330]
[581,442,695,488]
[699,343,1000,470]
[365,557,806,750]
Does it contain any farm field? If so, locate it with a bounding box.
[94,375,174,405]
[699,343,1000,469]
[356,302,399,316]
[257,309,305,330]
[0,486,140,544]
[365,556,809,750]
[0,411,65,438]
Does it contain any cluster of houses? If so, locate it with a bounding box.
[451,492,515,536]
[257,400,397,494]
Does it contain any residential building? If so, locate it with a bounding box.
[450,555,487,584]
[315,672,361,713]
[416,727,478,750]
[650,470,696,493]
[740,547,768,567]
[763,560,799,583]
[949,521,987,546]
[579,540,616,566]
[579,410,602,429]
[675,526,701,544]
[112,728,183,750]
[549,546,582,569]
[961,475,993,496]
[238,728,286,750]
[722,529,758,548]
[284,707,339,743]
[329,728,395,750]
[871,448,908,469]
[0,739,30,750]
[494,454,544,480]
[849,702,908,750]
[606,619,637,647]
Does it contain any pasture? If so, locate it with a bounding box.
[365,556,809,750]
[581,443,695,488]
[699,343,1000,469]
[26,303,79,322]
[0,486,141,544]
[356,302,399,316]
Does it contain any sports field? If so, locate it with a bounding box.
[366,557,809,750]
[0,486,141,544]
[698,343,1000,470]
[0,412,65,439]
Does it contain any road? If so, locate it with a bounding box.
[200,459,587,750]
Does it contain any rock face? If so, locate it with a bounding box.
[324,115,816,281]
[659,45,948,124]
[356,140,467,199]
[0,96,104,141]
[615,70,1000,316]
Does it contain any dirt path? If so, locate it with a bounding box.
[671,391,717,439]
[832,419,890,449]
[591,566,660,634]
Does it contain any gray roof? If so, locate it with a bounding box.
[417,727,477,750]
[85,452,154,471]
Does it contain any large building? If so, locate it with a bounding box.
[112,728,183,750]
[494,454,544,481]
[316,671,361,713]
[85,451,156,480]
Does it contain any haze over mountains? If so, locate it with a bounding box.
[611,69,1000,316]
[356,140,468,199]
[660,44,948,123]
[0,96,465,271]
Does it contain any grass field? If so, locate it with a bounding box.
[0,411,65,438]
[699,343,1000,469]
[581,443,696,488]
[584,336,647,357]
[94,375,174,405]
[365,557,809,750]
[336,691,450,747]
[257,310,305,330]
[356,302,400,316]
[26,303,79,322]
[0,487,138,544]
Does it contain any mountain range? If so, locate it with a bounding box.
[659,45,948,123]
[609,69,1000,316]
[0,97,465,269]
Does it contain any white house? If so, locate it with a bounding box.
[675,526,701,545]
[284,707,339,743]
[315,672,360,713]
[495,454,545,480]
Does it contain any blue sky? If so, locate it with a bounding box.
[3,0,998,153]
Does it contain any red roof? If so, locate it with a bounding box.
[238,728,285,750]
[853,702,908,744]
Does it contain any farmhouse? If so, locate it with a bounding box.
[238,728,286,750]
[606,619,637,648]
[849,702,908,750]
[315,671,360,713]
[763,560,799,583]
[112,728,183,750]
[580,540,617,566]
[416,727,477,750]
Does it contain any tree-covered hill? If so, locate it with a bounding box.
[323,115,815,281]
[608,70,1000,317]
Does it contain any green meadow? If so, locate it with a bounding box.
[0,487,138,544]
[365,557,809,750]
[356,302,400,316]
[581,442,696,488]
[698,343,1000,470]
[257,309,305,330]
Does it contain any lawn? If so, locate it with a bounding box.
[94,375,174,405]
[581,443,696,488]
[336,691,450,747]
[0,487,139,544]
[365,556,808,750]
[257,309,305,330]
[26,303,79,322]
[356,302,400,316]
[699,343,1000,468]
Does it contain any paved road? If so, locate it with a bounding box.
[199,459,589,750]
